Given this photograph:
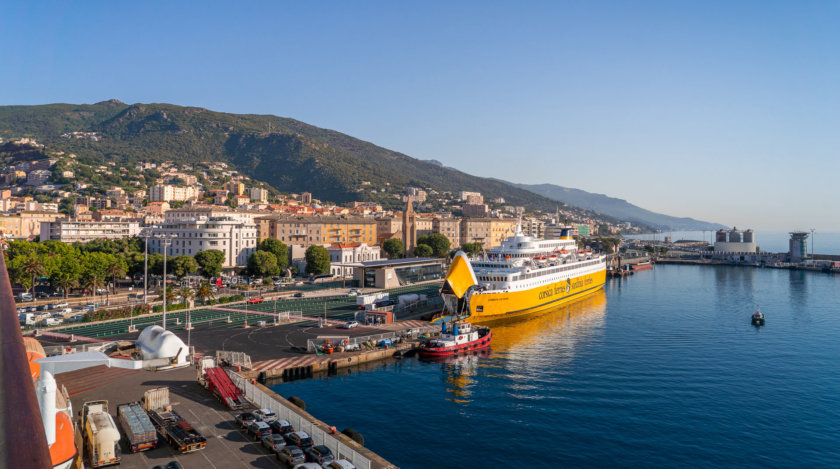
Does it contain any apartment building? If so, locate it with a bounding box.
[39,219,141,243]
[256,215,377,247]
[148,216,258,267]
[460,218,518,249]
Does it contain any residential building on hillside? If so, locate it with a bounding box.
[150,184,199,202]
[148,216,258,267]
[462,203,488,217]
[40,219,140,243]
[300,192,312,204]
[224,181,245,196]
[26,170,52,186]
[521,218,545,238]
[249,187,268,203]
[256,214,377,247]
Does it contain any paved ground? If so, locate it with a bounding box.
[61,366,282,469]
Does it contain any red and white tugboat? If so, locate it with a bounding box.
[419,320,492,357]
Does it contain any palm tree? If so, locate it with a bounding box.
[82,275,104,306]
[178,286,194,307]
[106,261,126,294]
[53,275,78,300]
[195,281,215,305]
[22,257,45,294]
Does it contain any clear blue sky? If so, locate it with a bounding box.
[2,1,839,231]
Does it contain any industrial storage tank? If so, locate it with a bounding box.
[743,230,754,243]
[716,230,727,242]
[729,228,742,243]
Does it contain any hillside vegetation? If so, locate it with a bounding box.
[0,100,579,212]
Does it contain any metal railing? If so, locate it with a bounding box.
[227,370,375,469]
[0,251,53,467]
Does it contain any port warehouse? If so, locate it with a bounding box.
[353,257,446,289]
[36,282,441,340]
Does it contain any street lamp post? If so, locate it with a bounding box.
[142,231,151,305]
[160,236,173,330]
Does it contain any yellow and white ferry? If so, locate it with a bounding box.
[440,225,607,323]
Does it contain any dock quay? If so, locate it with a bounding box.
[59,362,397,468]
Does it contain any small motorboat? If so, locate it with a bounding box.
[751,310,765,326]
[419,321,491,357]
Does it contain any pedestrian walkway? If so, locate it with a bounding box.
[250,354,327,372]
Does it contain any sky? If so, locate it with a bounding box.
[1,1,839,231]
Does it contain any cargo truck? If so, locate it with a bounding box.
[81,400,121,468]
[142,387,207,453]
[117,402,158,453]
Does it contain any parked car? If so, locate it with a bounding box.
[246,421,273,440]
[68,314,86,323]
[304,445,334,464]
[269,419,294,435]
[292,464,322,469]
[341,321,359,329]
[252,408,277,422]
[294,292,304,298]
[247,298,265,304]
[323,460,357,469]
[56,302,69,308]
[283,431,313,449]
[277,446,306,467]
[261,433,286,452]
[166,462,184,469]
[235,412,258,428]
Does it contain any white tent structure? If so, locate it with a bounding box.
[136,325,189,366]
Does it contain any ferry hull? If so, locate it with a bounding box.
[467,269,606,323]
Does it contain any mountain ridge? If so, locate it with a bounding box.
[508,181,725,231]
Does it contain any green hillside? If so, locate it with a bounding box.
[0,100,586,213]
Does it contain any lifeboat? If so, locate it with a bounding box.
[25,337,78,469]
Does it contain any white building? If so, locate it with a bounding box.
[326,242,381,277]
[148,215,258,267]
[249,187,268,203]
[40,220,141,243]
[150,184,199,202]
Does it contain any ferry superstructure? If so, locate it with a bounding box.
[441,225,607,322]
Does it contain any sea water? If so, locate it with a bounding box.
[271,265,840,468]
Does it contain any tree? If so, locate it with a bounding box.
[461,242,484,256]
[178,286,194,306]
[413,244,433,257]
[305,245,330,275]
[20,255,45,293]
[248,251,279,277]
[53,275,78,300]
[195,281,216,305]
[417,233,450,257]
[257,238,289,271]
[382,238,404,259]
[195,250,225,278]
[170,255,198,279]
[106,258,127,293]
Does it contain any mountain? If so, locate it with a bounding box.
[0,101,600,216]
[509,182,725,231]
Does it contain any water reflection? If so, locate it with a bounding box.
[422,291,607,404]
[714,266,758,312]
[419,349,491,404]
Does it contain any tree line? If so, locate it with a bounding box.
[3,236,333,298]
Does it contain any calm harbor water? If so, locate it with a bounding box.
[271,265,840,468]
[629,230,840,255]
